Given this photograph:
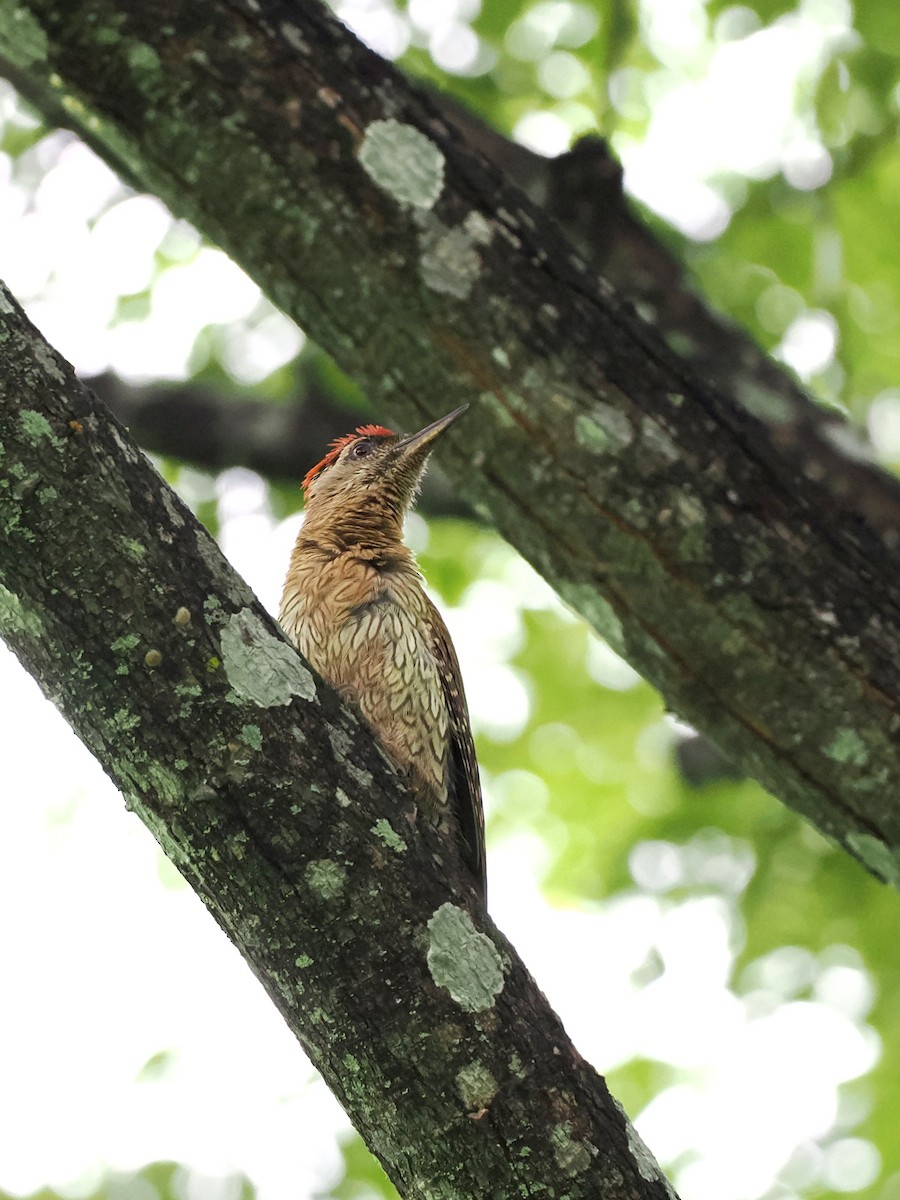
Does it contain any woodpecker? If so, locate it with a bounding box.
[279,407,486,903]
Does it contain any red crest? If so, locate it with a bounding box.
[302,424,394,492]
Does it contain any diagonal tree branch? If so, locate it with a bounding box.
[3,1,900,887]
[0,278,675,1200]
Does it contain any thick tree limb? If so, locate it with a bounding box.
[0,281,675,1199]
[3,2,900,886]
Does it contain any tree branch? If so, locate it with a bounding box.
[0,280,675,1199]
[4,1,900,884]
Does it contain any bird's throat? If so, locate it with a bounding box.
[300,500,407,559]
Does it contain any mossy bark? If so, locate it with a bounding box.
[2,5,900,876]
[0,282,675,1198]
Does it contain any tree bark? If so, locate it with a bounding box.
[0,281,676,1199]
[2,3,900,875]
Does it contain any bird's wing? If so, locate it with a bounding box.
[425,595,487,904]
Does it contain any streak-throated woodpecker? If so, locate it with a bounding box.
[279,407,486,902]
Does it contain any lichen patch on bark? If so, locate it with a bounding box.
[221,608,316,706]
[455,1060,498,1111]
[359,119,444,211]
[19,409,62,448]
[305,858,347,900]
[418,210,491,299]
[550,1121,595,1176]
[371,817,405,853]
[426,903,504,1012]
[825,728,868,766]
[0,582,43,637]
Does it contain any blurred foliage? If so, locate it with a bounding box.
[315,1135,395,1200]
[0,1163,256,1200]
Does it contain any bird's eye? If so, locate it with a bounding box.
[349,440,374,459]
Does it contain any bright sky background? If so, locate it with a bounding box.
[0,1,887,1198]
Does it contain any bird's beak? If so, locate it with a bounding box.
[395,405,468,461]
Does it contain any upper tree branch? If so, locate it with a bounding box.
[0,281,674,1199]
[3,0,900,888]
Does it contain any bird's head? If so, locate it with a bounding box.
[302,406,467,523]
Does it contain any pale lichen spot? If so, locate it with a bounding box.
[574,414,611,454]
[676,493,705,525]
[174,606,192,626]
[329,725,375,788]
[0,285,15,314]
[734,380,795,425]
[0,583,43,638]
[633,299,657,324]
[111,707,140,732]
[221,608,316,706]
[19,409,63,449]
[161,489,186,530]
[372,817,405,853]
[111,633,140,654]
[847,833,900,889]
[305,858,347,900]
[359,119,444,210]
[346,760,376,790]
[825,728,868,767]
[144,648,162,668]
[328,723,351,760]
[204,594,223,621]
[119,537,146,562]
[419,210,492,299]
[228,829,249,859]
[640,415,679,461]
[241,723,263,751]
[426,903,504,1012]
[509,1051,526,1080]
[456,1060,498,1111]
[335,787,351,808]
[34,341,66,384]
[478,392,516,428]
[279,22,308,51]
[551,1122,594,1176]
[579,401,634,453]
[665,329,699,358]
[109,422,142,465]
[492,347,510,369]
